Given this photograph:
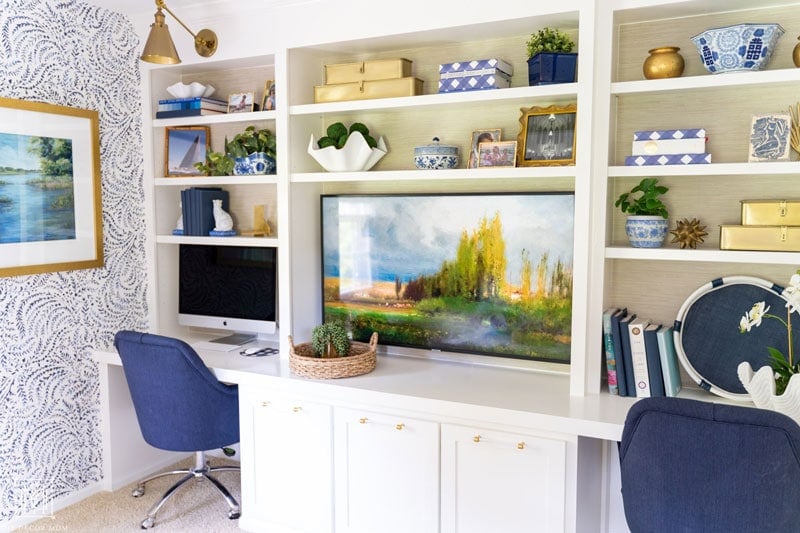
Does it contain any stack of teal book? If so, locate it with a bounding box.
[602,307,682,397]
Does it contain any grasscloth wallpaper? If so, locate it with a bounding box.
[0,0,147,521]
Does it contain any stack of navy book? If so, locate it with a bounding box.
[180,187,229,236]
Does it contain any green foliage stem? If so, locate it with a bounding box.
[311,321,351,357]
[526,27,575,59]
[614,177,669,218]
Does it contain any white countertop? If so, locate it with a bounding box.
[94,342,642,441]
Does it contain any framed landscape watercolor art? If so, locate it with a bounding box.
[0,97,102,277]
[321,192,575,364]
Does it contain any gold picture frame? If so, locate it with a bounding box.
[468,128,501,169]
[164,126,210,177]
[0,96,103,277]
[516,103,577,166]
[261,80,276,111]
[477,140,517,168]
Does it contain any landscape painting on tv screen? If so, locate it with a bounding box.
[321,193,574,363]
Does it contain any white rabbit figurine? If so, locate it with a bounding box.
[212,199,234,231]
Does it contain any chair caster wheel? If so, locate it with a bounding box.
[228,510,241,520]
[132,485,145,497]
[141,517,155,529]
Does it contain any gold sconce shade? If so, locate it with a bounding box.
[140,0,218,64]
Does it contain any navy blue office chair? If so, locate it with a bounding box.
[114,331,241,529]
[619,397,800,533]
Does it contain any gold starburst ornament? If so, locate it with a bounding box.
[670,217,708,249]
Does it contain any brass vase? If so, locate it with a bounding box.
[643,46,685,79]
[793,36,800,67]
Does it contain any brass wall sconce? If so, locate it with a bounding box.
[141,0,218,64]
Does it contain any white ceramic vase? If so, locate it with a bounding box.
[307,131,387,172]
[737,361,800,425]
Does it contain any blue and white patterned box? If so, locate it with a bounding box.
[439,58,514,77]
[625,153,712,166]
[438,71,512,93]
[633,128,706,141]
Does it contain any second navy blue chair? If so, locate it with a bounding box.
[619,396,800,533]
[114,330,241,529]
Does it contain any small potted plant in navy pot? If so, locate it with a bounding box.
[526,27,578,86]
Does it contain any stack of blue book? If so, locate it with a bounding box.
[180,187,229,236]
[156,97,228,119]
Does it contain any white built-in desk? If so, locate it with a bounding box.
[93,344,640,532]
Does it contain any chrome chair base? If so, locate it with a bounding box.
[132,451,240,529]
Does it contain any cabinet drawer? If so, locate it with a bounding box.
[441,423,567,533]
[334,407,439,533]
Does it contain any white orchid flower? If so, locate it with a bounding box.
[739,315,752,333]
[747,301,770,327]
[784,273,800,314]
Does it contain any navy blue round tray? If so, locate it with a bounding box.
[674,276,799,401]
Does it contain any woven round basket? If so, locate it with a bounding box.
[289,332,378,379]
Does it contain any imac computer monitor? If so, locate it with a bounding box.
[178,244,277,342]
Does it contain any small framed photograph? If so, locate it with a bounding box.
[261,80,276,111]
[517,104,577,166]
[468,128,501,169]
[228,92,255,113]
[477,140,517,167]
[164,126,210,177]
[748,113,791,162]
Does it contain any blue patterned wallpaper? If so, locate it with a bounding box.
[0,0,147,521]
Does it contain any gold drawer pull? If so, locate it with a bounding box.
[473,435,481,443]
[517,441,526,450]
[359,417,368,424]
[293,406,302,413]
[396,423,405,430]
[261,401,270,407]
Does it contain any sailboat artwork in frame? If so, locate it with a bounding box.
[165,126,210,177]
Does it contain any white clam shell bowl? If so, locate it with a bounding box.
[738,361,800,426]
[166,82,216,99]
[307,131,387,172]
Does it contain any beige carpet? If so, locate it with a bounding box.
[18,458,241,533]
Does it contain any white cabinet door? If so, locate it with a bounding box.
[239,387,333,533]
[441,423,567,533]
[334,407,439,533]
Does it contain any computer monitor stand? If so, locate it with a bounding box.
[194,333,256,352]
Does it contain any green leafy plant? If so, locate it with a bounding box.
[614,177,669,218]
[317,122,377,150]
[194,125,276,176]
[311,321,351,358]
[226,125,276,160]
[526,27,575,59]
[194,150,234,176]
[739,270,800,395]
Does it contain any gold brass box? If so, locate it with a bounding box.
[324,58,412,84]
[720,225,800,252]
[740,200,800,226]
[314,77,424,103]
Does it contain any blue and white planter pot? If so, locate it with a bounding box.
[625,216,669,248]
[233,152,276,175]
[691,23,784,74]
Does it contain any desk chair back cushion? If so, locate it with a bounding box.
[114,331,239,452]
[619,397,800,532]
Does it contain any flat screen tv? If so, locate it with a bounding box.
[178,244,277,337]
[321,192,574,363]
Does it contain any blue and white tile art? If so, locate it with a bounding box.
[0,0,147,522]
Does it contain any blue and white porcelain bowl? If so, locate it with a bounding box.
[625,216,669,248]
[414,137,459,170]
[691,23,784,74]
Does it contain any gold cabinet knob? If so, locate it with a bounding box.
[396,423,405,430]
[359,417,368,424]
[293,406,302,413]
[517,442,526,450]
[473,435,481,443]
